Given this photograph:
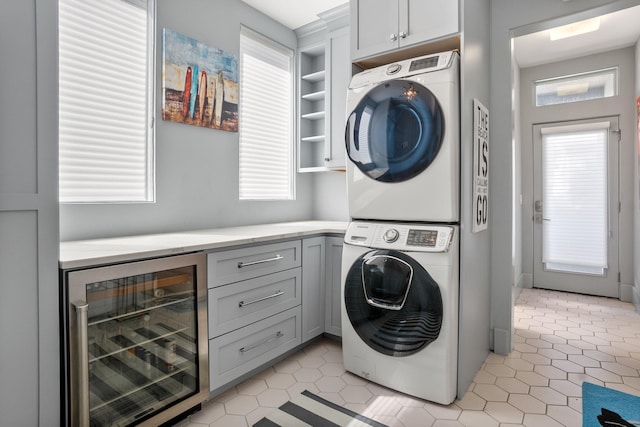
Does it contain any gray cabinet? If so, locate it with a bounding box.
[302,237,326,341]
[297,6,350,172]
[207,241,303,394]
[351,0,459,61]
[206,234,344,394]
[209,307,302,392]
[302,236,344,339]
[324,237,344,337]
[0,1,59,426]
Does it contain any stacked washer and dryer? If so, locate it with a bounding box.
[341,51,460,405]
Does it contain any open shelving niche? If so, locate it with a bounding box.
[298,43,337,172]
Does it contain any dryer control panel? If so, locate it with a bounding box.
[344,221,455,252]
[348,50,457,90]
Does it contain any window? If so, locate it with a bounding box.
[239,26,294,200]
[59,0,155,203]
[534,68,618,107]
[541,122,610,276]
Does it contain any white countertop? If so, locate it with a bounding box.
[60,221,348,269]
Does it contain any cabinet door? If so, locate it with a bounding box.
[326,27,349,169]
[399,0,458,48]
[302,237,326,342]
[324,237,344,337]
[351,0,399,60]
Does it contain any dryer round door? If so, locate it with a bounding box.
[344,249,443,357]
[345,80,445,183]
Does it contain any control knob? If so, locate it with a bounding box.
[383,228,400,243]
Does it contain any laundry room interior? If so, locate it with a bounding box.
[4,0,640,426]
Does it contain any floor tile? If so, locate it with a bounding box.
[182,288,640,427]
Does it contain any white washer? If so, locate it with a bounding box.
[345,51,459,223]
[341,221,459,404]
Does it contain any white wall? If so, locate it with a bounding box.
[60,0,349,242]
[490,0,640,355]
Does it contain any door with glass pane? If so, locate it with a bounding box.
[532,117,619,297]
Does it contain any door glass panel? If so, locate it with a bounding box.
[345,80,444,182]
[541,123,609,275]
[85,266,199,425]
[362,255,412,309]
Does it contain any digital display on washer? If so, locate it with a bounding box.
[409,56,439,72]
[406,229,438,247]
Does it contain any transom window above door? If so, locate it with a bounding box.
[534,67,618,107]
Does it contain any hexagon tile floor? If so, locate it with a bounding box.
[180,288,640,427]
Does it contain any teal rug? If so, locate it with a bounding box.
[582,382,640,427]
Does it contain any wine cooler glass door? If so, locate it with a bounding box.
[67,252,208,427]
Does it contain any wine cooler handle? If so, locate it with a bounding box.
[73,301,90,427]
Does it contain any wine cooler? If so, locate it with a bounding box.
[61,253,209,427]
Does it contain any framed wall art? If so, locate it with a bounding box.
[162,28,238,132]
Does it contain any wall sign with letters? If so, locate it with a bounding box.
[473,99,489,233]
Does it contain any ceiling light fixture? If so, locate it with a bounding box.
[549,17,601,41]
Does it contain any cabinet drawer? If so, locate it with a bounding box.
[209,306,301,392]
[208,268,301,337]
[207,240,301,288]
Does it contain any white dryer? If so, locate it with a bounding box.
[345,51,459,223]
[341,221,459,405]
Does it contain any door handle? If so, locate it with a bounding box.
[534,214,551,224]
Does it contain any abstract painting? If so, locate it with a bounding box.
[162,28,238,132]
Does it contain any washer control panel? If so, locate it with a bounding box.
[344,221,454,252]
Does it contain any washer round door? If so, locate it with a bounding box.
[345,80,445,183]
[344,249,443,357]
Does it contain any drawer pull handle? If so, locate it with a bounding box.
[237,254,284,269]
[239,331,284,354]
[238,290,284,307]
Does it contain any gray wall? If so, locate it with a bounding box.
[490,0,640,355]
[59,0,349,242]
[518,48,636,299]
[636,40,640,310]
[457,0,492,396]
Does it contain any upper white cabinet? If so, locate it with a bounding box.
[297,5,350,172]
[351,0,459,61]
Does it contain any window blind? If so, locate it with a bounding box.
[239,26,294,200]
[59,0,154,203]
[541,122,609,275]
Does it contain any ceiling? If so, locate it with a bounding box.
[243,1,640,68]
[514,5,640,68]
[241,0,347,30]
